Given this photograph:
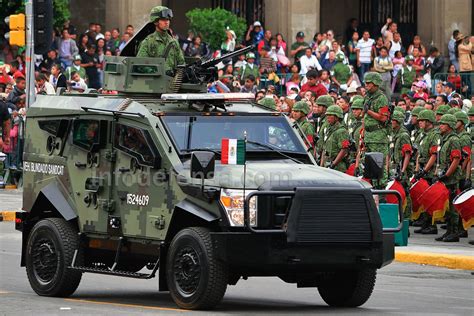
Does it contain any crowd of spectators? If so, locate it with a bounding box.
[0,16,473,186]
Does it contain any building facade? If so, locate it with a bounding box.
[70,0,472,56]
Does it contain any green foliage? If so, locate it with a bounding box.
[0,0,70,31]
[185,8,246,50]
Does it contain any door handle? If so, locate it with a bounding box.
[75,162,87,168]
[118,167,130,173]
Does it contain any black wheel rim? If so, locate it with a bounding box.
[31,234,59,284]
[173,246,201,297]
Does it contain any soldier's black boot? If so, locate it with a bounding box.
[458,230,468,238]
[469,240,474,245]
[421,225,438,234]
[443,233,460,242]
[435,231,449,242]
[440,224,447,230]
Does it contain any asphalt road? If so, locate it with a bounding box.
[0,222,473,316]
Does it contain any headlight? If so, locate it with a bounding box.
[220,189,257,226]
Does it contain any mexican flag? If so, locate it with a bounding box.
[221,139,246,165]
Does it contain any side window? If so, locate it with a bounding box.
[72,119,101,150]
[114,124,160,167]
[39,119,70,137]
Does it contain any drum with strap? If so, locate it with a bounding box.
[385,180,407,210]
[409,178,430,220]
[453,188,474,230]
[418,181,450,224]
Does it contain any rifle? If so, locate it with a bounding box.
[353,120,365,176]
[178,45,255,84]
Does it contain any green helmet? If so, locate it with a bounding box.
[335,54,344,62]
[246,52,256,59]
[469,106,474,116]
[418,109,436,123]
[394,106,406,114]
[405,55,414,61]
[447,107,460,115]
[411,106,424,117]
[454,111,469,125]
[436,104,451,116]
[326,105,343,119]
[439,114,457,129]
[316,95,334,107]
[351,98,364,110]
[350,95,363,104]
[364,72,383,86]
[391,110,405,123]
[150,6,173,22]
[257,97,276,110]
[292,101,310,115]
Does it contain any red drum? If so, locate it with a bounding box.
[385,180,407,210]
[409,178,430,220]
[418,181,450,223]
[345,163,356,176]
[453,188,474,230]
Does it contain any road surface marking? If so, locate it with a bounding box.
[63,298,187,312]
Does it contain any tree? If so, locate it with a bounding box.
[0,0,70,31]
[186,8,246,51]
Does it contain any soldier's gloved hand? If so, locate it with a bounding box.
[394,172,402,182]
[435,171,448,183]
[363,103,369,113]
[329,162,335,169]
[414,169,426,180]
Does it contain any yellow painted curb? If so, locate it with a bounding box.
[395,251,474,271]
[4,185,17,190]
[0,211,16,221]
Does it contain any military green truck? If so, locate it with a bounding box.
[15,24,403,311]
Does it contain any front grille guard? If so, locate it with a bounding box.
[243,189,404,234]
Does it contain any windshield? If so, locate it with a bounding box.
[161,115,307,154]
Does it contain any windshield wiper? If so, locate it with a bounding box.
[246,140,304,164]
[181,148,221,157]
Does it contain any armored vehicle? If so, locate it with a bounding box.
[15,23,403,310]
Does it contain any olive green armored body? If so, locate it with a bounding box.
[16,21,401,311]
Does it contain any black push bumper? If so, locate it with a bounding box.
[212,187,402,274]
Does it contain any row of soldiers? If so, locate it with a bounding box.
[291,72,473,243]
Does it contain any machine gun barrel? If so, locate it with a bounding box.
[199,45,255,69]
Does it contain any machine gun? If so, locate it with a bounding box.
[176,45,255,85]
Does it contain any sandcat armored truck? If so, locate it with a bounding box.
[15,22,403,310]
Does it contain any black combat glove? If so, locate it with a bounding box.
[414,169,426,180]
[364,102,369,113]
[394,172,402,182]
[329,162,335,169]
[433,171,448,183]
[349,139,357,152]
[459,179,472,191]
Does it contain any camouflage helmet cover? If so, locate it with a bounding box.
[350,94,363,104]
[150,6,173,22]
[411,106,424,117]
[292,100,310,115]
[394,106,406,114]
[257,97,276,110]
[447,107,460,115]
[391,110,405,123]
[316,95,334,107]
[469,106,474,116]
[364,72,383,86]
[326,105,343,119]
[454,111,469,125]
[351,98,364,110]
[436,104,451,115]
[418,109,436,123]
[439,114,457,129]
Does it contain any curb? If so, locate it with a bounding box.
[0,211,16,221]
[395,250,474,271]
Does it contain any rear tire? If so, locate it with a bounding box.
[318,269,376,307]
[25,218,82,297]
[166,227,228,310]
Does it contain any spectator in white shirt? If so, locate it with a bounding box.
[356,30,375,82]
[299,47,322,75]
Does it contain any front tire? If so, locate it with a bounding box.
[25,218,82,297]
[318,269,376,307]
[166,227,228,310]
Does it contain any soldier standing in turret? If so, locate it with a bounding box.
[362,72,390,189]
[320,105,350,172]
[137,6,185,72]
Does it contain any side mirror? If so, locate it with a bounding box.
[364,152,384,179]
[190,152,215,179]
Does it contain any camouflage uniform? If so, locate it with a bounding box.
[314,95,334,160]
[348,98,364,163]
[390,111,414,217]
[363,72,390,188]
[332,55,351,90]
[454,111,472,190]
[137,6,185,72]
[435,114,462,242]
[238,53,260,82]
[292,101,315,146]
[321,105,350,172]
